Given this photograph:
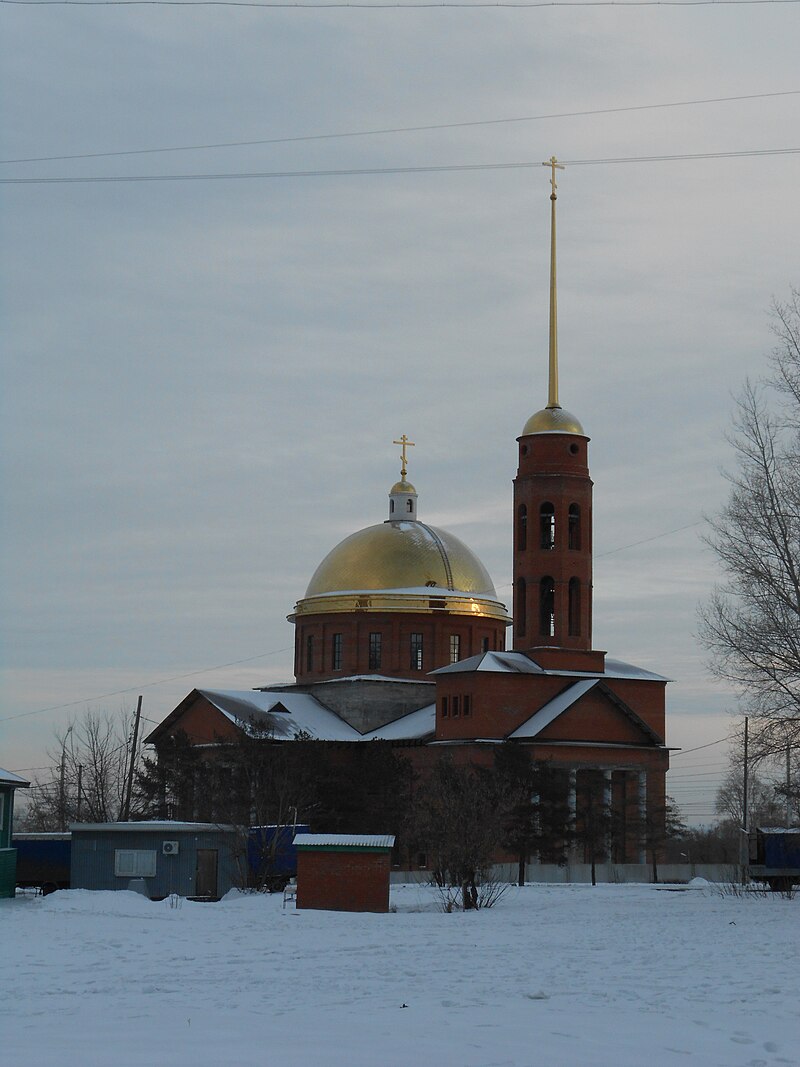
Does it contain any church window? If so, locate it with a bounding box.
[406,499,414,513]
[368,632,382,670]
[517,577,527,637]
[517,504,527,550]
[539,577,555,637]
[568,578,581,636]
[481,637,490,653]
[449,634,461,664]
[410,633,423,671]
[306,635,314,672]
[452,696,460,717]
[441,697,449,717]
[540,503,555,549]
[390,500,395,514]
[463,694,471,717]
[331,633,342,671]
[568,504,581,550]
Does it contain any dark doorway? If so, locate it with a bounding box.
[195,849,218,898]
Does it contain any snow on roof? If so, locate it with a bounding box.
[198,689,361,741]
[299,674,434,686]
[0,767,30,788]
[433,651,545,676]
[70,821,236,833]
[508,680,599,739]
[433,651,668,682]
[361,703,436,741]
[294,833,395,850]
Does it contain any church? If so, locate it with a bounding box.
[145,160,670,870]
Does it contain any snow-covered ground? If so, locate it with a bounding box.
[2,882,797,1067]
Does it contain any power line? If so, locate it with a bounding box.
[671,736,731,757]
[0,647,292,724]
[595,521,702,559]
[2,147,798,185]
[4,89,798,166]
[3,0,799,7]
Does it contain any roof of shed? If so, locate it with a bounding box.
[294,833,395,850]
[0,767,30,788]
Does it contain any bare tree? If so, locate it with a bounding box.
[22,709,133,830]
[699,289,800,758]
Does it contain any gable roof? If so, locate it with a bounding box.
[0,767,30,788]
[432,650,669,682]
[360,702,436,741]
[508,679,664,745]
[145,688,361,744]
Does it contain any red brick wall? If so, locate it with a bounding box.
[294,610,507,684]
[296,849,392,912]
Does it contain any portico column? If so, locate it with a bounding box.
[637,770,647,864]
[603,770,613,860]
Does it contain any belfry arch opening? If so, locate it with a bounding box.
[568,577,581,636]
[568,504,581,550]
[540,503,555,550]
[517,504,527,551]
[539,576,555,638]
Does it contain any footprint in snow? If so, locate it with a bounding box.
[526,991,550,1001]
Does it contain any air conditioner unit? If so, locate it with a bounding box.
[162,841,180,856]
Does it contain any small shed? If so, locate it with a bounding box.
[70,822,238,900]
[0,767,30,898]
[294,833,395,913]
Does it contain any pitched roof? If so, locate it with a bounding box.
[0,767,30,788]
[508,679,664,745]
[197,689,362,741]
[294,833,395,850]
[360,702,436,741]
[433,650,668,682]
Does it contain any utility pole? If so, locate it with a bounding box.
[787,741,792,829]
[76,764,83,822]
[58,724,73,832]
[741,716,749,880]
[742,716,749,832]
[123,695,143,822]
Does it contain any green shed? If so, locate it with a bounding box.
[0,767,30,898]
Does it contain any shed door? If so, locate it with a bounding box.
[195,849,218,898]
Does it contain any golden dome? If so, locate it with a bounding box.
[390,478,417,495]
[522,404,585,436]
[291,520,510,623]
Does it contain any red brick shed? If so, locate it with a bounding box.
[293,834,395,913]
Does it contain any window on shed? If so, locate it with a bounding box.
[114,849,157,878]
[540,503,555,550]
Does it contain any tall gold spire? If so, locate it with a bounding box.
[543,155,564,410]
[393,434,415,480]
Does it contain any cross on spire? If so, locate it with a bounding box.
[543,155,564,200]
[393,434,415,479]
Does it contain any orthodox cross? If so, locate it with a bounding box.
[393,434,415,479]
[542,155,565,200]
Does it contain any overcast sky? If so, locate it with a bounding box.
[2,0,798,822]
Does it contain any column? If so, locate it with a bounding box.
[603,770,613,861]
[637,770,647,865]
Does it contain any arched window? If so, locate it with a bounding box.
[406,499,414,513]
[540,502,555,550]
[390,500,395,514]
[517,504,527,551]
[517,577,527,637]
[568,504,581,550]
[539,576,555,637]
[568,578,581,636]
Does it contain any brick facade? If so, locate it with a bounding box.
[296,848,392,912]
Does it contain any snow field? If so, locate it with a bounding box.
[2,882,798,1067]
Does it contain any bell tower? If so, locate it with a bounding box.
[513,158,600,669]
